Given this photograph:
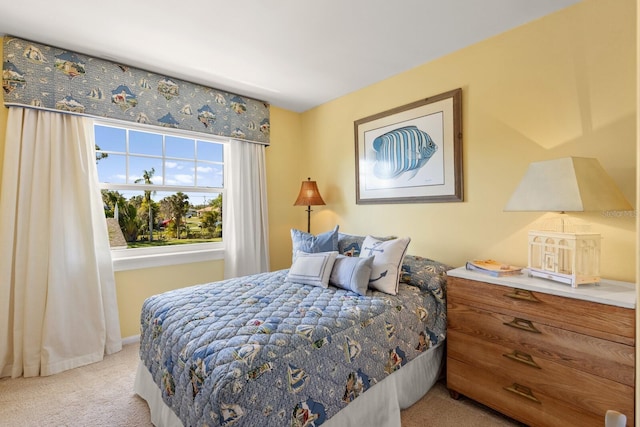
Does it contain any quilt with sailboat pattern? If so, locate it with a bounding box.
[139,257,448,426]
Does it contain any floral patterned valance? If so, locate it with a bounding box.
[2,36,270,144]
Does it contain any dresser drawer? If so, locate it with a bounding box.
[447,276,634,344]
[448,301,635,386]
[447,358,612,427]
[448,330,635,424]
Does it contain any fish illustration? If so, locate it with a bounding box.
[372,125,437,180]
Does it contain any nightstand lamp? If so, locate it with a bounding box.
[294,177,326,233]
[504,157,632,287]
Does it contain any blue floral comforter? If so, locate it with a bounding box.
[139,259,448,427]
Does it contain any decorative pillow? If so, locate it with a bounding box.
[286,251,338,288]
[291,225,339,261]
[337,232,396,257]
[401,254,452,295]
[329,255,374,295]
[361,236,411,295]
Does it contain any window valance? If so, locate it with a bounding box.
[2,36,270,145]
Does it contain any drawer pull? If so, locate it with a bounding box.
[504,288,540,303]
[503,318,541,334]
[503,350,541,369]
[504,383,541,404]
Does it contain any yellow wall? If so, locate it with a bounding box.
[266,106,304,270]
[115,260,224,337]
[267,0,637,283]
[0,39,5,179]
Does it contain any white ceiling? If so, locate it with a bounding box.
[0,0,580,112]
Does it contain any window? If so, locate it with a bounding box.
[94,121,226,270]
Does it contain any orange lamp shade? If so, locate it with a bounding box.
[294,178,325,206]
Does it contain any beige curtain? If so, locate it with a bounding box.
[223,140,270,278]
[0,107,121,378]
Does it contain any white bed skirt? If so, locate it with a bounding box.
[134,341,444,427]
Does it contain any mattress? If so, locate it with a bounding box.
[136,258,448,426]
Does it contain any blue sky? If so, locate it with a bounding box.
[95,125,223,205]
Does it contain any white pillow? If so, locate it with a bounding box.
[361,236,411,295]
[286,251,338,288]
[329,254,374,295]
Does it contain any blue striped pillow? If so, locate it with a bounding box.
[329,255,374,295]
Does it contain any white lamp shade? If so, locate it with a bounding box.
[504,157,632,212]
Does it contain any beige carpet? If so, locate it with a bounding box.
[0,343,522,426]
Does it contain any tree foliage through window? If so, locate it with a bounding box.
[95,122,224,248]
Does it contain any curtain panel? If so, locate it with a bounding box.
[0,107,122,378]
[223,140,270,278]
[2,36,270,144]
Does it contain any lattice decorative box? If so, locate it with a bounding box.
[527,230,601,287]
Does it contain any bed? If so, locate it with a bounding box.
[134,232,450,427]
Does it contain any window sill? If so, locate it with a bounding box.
[111,245,224,272]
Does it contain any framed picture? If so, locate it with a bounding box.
[354,88,463,204]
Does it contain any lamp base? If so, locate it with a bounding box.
[527,230,601,288]
[528,268,599,287]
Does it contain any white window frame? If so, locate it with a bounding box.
[93,118,227,271]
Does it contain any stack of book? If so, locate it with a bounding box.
[465,259,523,277]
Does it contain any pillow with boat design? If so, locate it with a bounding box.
[361,236,411,295]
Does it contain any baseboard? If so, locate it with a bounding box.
[122,335,141,345]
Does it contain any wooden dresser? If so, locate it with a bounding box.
[446,267,636,426]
